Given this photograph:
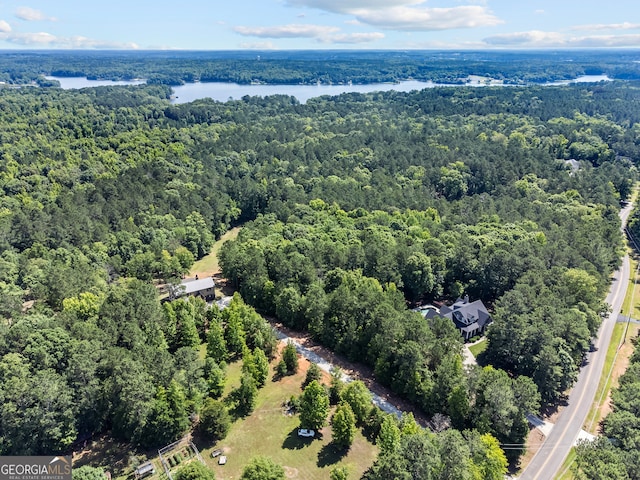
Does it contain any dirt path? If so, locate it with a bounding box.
[272,321,429,426]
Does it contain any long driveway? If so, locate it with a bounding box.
[518,201,634,480]
[274,330,404,418]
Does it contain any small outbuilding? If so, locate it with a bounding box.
[134,463,155,479]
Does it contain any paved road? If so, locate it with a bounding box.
[519,201,633,480]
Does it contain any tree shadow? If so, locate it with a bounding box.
[475,350,489,367]
[316,442,348,468]
[282,427,317,450]
[190,429,217,451]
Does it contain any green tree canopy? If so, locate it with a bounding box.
[331,402,356,448]
[240,456,285,480]
[299,380,330,431]
[174,461,216,480]
[198,397,231,442]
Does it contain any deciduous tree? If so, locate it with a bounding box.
[299,380,329,431]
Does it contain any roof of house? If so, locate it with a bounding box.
[423,296,492,330]
[180,277,215,294]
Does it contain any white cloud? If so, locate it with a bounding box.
[15,7,56,22]
[233,22,384,44]
[535,9,545,15]
[353,5,502,31]
[401,38,487,49]
[286,0,423,14]
[287,1,501,31]
[234,24,339,38]
[0,31,57,45]
[568,34,640,47]
[483,30,640,48]
[0,20,11,32]
[323,32,385,43]
[0,30,138,48]
[572,22,640,31]
[484,30,565,46]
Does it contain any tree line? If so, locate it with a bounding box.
[1,50,640,86]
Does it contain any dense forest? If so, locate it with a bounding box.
[1,71,639,476]
[1,50,640,86]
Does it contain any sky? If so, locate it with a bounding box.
[0,0,639,50]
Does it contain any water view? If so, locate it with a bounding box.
[45,76,146,89]
[46,75,612,104]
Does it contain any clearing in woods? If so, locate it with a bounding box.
[189,227,241,279]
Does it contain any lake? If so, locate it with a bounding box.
[46,77,146,89]
[46,75,612,104]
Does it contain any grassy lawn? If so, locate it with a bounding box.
[190,227,241,279]
[554,447,577,480]
[621,255,640,319]
[468,339,487,358]
[203,355,379,480]
[77,352,378,480]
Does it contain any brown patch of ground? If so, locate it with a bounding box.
[511,400,568,474]
[284,466,299,478]
[72,434,142,478]
[274,322,429,426]
[513,427,546,475]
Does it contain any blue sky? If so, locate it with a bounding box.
[0,0,639,50]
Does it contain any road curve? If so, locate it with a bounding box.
[519,201,633,480]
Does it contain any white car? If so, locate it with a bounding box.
[218,455,227,465]
[297,428,315,438]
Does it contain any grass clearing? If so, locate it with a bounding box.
[76,350,378,480]
[204,352,379,480]
[190,227,241,279]
[554,447,577,480]
[468,339,487,358]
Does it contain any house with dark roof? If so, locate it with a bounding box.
[422,295,492,341]
[172,276,215,301]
